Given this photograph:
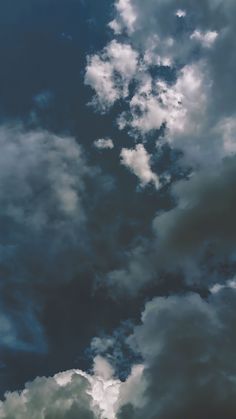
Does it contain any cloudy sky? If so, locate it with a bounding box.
[0,0,236,417]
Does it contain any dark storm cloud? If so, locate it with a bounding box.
[118,288,236,419]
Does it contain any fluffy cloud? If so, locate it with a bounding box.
[86,0,236,170]
[109,0,137,35]
[0,356,144,419]
[120,144,159,188]
[118,288,236,419]
[118,62,217,166]
[85,40,139,110]
[0,372,96,419]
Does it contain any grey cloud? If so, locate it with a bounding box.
[118,288,236,419]
[107,155,236,293]
[153,155,236,280]
[0,124,97,286]
[0,124,110,352]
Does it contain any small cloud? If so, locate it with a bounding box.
[176,9,186,18]
[94,138,114,150]
[190,30,218,48]
[121,144,160,189]
[210,279,236,294]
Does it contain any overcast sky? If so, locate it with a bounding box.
[0,1,236,418]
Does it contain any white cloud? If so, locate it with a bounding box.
[118,63,209,162]
[121,144,160,188]
[85,41,139,110]
[109,0,137,34]
[86,0,236,169]
[176,9,186,18]
[85,55,118,110]
[94,138,114,149]
[210,278,236,294]
[191,30,218,48]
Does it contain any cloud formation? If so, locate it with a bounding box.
[2,0,236,417]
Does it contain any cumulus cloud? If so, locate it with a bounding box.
[120,144,159,188]
[0,355,145,419]
[118,288,236,419]
[1,373,99,419]
[0,369,98,419]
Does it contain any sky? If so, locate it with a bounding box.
[0,0,236,418]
